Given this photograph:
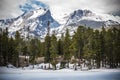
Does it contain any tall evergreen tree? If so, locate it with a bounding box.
[93,30,101,68]
[45,21,51,69]
[29,38,41,68]
[63,29,71,68]
[8,37,16,65]
[2,28,9,65]
[116,29,120,67]
[57,39,63,55]
[111,27,120,68]
[74,26,85,66]
[41,42,45,56]
[50,34,58,69]
[45,35,51,63]
[105,29,114,68]
[0,28,2,66]
[0,28,3,65]
[15,31,22,67]
[100,27,106,67]
[83,28,95,62]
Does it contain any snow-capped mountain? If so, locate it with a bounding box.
[54,9,120,38]
[8,9,59,39]
[65,9,120,28]
[0,0,60,39]
[0,0,120,39]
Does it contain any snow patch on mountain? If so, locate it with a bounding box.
[8,9,60,39]
[53,9,120,38]
[65,9,120,28]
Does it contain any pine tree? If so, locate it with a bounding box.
[2,28,9,65]
[41,42,45,56]
[111,27,120,68]
[15,31,22,67]
[8,37,16,65]
[100,27,106,67]
[29,39,35,68]
[69,33,78,70]
[74,26,85,67]
[29,38,41,68]
[70,31,77,59]
[117,29,120,67]
[63,29,71,68]
[21,42,30,66]
[0,28,3,65]
[93,30,102,68]
[50,34,58,70]
[105,29,114,68]
[45,35,51,63]
[83,28,94,62]
[44,21,51,69]
[57,39,63,55]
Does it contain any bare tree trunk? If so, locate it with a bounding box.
[33,56,36,69]
[68,60,69,68]
[74,62,77,70]
[16,53,19,68]
[49,62,50,69]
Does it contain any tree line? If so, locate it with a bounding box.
[0,26,120,69]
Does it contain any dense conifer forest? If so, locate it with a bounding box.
[0,26,120,69]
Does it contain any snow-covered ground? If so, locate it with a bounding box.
[0,66,120,73]
[0,66,120,80]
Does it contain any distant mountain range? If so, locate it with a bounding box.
[0,0,120,39]
[65,9,119,28]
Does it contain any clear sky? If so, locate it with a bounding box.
[0,0,120,19]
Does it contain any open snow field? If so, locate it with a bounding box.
[0,67,120,80]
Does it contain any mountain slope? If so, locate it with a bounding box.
[0,0,60,39]
[8,9,60,39]
[54,9,120,38]
[65,9,120,28]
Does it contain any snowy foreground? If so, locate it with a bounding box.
[0,66,120,80]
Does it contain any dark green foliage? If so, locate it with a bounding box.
[72,26,85,66]
[60,61,66,69]
[63,29,71,60]
[29,38,41,68]
[50,34,58,69]
[57,39,63,55]
[0,28,9,65]
[0,25,120,69]
[63,29,72,68]
[44,35,51,63]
